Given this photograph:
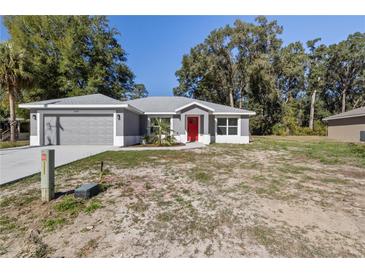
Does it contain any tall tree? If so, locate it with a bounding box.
[174,16,283,134]
[305,39,327,129]
[277,41,306,103]
[325,32,365,113]
[3,16,144,102]
[127,83,148,99]
[0,42,32,141]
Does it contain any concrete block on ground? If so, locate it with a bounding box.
[74,183,100,199]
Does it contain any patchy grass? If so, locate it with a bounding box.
[42,217,66,232]
[0,216,17,233]
[248,136,365,167]
[76,238,100,257]
[188,167,213,183]
[54,196,84,216]
[84,200,103,214]
[0,140,29,149]
[0,189,38,208]
[0,136,364,257]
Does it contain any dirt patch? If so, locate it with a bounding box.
[0,137,364,257]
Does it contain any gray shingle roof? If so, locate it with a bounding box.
[19,93,255,115]
[20,94,124,106]
[323,107,365,121]
[126,96,255,114]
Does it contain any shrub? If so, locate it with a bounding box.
[272,123,288,136]
[272,120,327,136]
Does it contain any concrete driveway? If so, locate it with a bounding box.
[0,145,112,185]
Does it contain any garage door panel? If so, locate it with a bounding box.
[44,115,113,145]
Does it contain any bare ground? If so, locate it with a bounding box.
[0,136,364,257]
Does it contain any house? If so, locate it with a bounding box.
[323,106,365,142]
[0,118,30,141]
[19,94,256,146]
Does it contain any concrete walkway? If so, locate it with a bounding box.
[112,142,206,151]
[0,142,205,185]
[0,145,111,185]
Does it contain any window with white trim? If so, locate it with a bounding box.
[217,118,238,135]
[150,117,171,134]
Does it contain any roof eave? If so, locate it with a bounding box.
[18,104,129,109]
[144,112,176,115]
[323,113,365,121]
[175,102,215,112]
[213,111,256,116]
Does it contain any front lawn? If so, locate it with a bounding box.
[0,140,29,149]
[0,136,364,257]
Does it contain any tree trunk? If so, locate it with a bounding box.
[238,87,244,109]
[229,89,234,107]
[341,89,346,113]
[309,90,316,130]
[8,91,17,142]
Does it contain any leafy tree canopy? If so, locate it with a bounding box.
[3,16,147,102]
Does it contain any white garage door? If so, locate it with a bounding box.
[44,115,113,145]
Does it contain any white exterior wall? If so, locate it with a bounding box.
[30,112,40,146]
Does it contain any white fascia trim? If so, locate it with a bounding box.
[144,112,176,115]
[19,103,144,114]
[126,105,144,114]
[175,102,215,112]
[213,111,256,115]
[19,104,129,109]
[323,113,365,121]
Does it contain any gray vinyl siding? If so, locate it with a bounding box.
[123,109,140,136]
[240,115,250,136]
[139,115,148,136]
[209,115,215,135]
[172,115,184,135]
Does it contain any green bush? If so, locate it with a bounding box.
[272,120,327,136]
[313,121,327,136]
[272,123,288,136]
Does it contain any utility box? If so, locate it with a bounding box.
[74,183,100,199]
[41,149,55,202]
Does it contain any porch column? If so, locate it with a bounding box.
[201,113,210,144]
[203,113,208,134]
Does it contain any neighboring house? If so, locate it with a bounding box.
[0,118,30,141]
[19,94,255,146]
[323,107,365,142]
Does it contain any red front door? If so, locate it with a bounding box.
[187,117,199,142]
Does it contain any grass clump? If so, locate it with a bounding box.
[188,167,213,183]
[157,211,174,222]
[44,196,102,231]
[0,216,17,233]
[84,200,102,214]
[42,217,66,232]
[54,195,84,215]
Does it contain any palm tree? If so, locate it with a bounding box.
[0,42,31,142]
[150,118,175,146]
